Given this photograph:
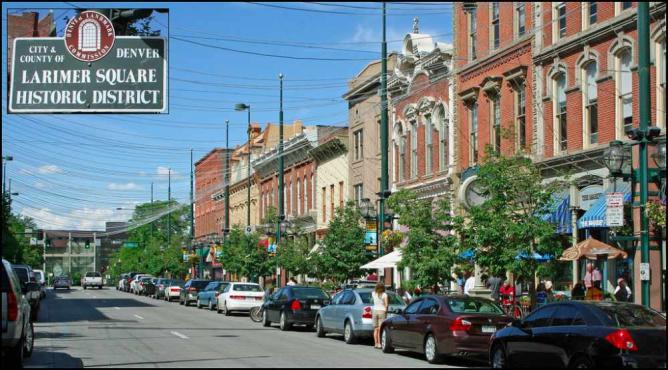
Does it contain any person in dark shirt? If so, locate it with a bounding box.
[571,281,586,300]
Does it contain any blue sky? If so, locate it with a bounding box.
[2,2,453,230]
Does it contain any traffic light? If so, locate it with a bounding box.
[85,240,91,249]
[45,238,51,248]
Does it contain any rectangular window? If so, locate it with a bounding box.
[470,103,479,164]
[297,179,302,215]
[493,95,501,153]
[555,74,567,152]
[353,129,363,161]
[411,122,418,179]
[399,135,406,181]
[516,86,527,149]
[557,3,567,39]
[469,8,477,60]
[492,2,500,49]
[516,3,526,37]
[354,184,363,206]
[330,185,335,220]
[425,114,433,175]
[622,2,631,10]
[304,176,309,211]
[339,181,344,208]
[584,62,599,146]
[589,2,597,25]
[322,187,326,222]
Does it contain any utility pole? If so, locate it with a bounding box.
[150,182,154,238]
[637,2,650,307]
[379,2,389,257]
[277,73,285,289]
[225,120,231,245]
[247,108,252,227]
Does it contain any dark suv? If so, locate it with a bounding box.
[11,264,41,322]
[179,279,213,306]
[262,285,330,331]
[2,259,34,367]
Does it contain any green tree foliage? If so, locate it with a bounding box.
[387,189,462,288]
[1,191,43,268]
[220,225,274,283]
[459,150,563,290]
[108,200,189,280]
[277,231,312,278]
[315,201,367,284]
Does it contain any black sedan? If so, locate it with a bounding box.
[489,301,666,368]
[262,285,330,331]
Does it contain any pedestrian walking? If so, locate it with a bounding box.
[371,283,389,349]
[486,271,503,302]
[536,282,548,307]
[464,271,475,296]
[456,273,465,294]
[614,278,632,302]
[584,263,602,289]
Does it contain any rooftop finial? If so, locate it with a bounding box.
[413,17,419,34]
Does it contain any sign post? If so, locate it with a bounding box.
[605,192,625,227]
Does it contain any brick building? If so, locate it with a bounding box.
[7,11,55,72]
[454,2,666,309]
[194,148,230,242]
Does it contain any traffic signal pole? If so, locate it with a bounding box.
[379,2,389,257]
[638,2,650,307]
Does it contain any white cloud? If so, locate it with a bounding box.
[155,166,182,181]
[34,181,47,189]
[37,165,63,174]
[108,182,140,191]
[20,206,134,231]
[20,168,34,175]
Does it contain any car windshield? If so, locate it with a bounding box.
[292,287,329,299]
[596,304,667,328]
[232,284,262,292]
[358,291,404,305]
[172,280,185,286]
[13,268,29,283]
[86,272,101,277]
[190,280,211,289]
[446,298,504,314]
[34,271,44,280]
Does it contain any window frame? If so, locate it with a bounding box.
[469,7,477,61]
[515,2,526,38]
[615,48,634,139]
[437,106,448,172]
[582,61,599,147]
[424,113,433,176]
[553,72,568,154]
[470,102,479,165]
[491,94,501,154]
[491,2,500,50]
[410,120,418,179]
[515,82,527,150]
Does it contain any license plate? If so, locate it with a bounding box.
[310,304,321,309]
[482,325,497,333]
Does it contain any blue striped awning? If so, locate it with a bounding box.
[540,190,572,234]
[577,183,632,229]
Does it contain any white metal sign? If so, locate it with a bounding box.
[245,226,253,236]
[605,192,625,227]
[640,263,650,281]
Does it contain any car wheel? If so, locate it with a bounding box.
[223,301,231,316]
[381,327,394,353]
[344,320,357,344]
[9,329,25,367]
[424,334,442,364]
[569,356,594,369]
[209,300,214,311]
[491,344,507,368]
[262,309,271,327]
[23,322,34,358]
[197,299,202,309]
[179,298,184,305]
[83,286,87,290]
[99,286,102,290]
[279,311,291,331]
[316,317,326,338]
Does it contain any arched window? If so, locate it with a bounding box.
[297,178,301,215]
[424,113,433,175]
[470,102,479,164]
[553,72,567,153]
[79,21,100,51]
[616,49,633,138]
[304,175,309,211]
[410,121,418,179]
[437,106,448,171]
[583,61,598,147]
[492,94,501,153]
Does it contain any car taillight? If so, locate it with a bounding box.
[290,299,302,311]
[7,290,18,321]
[605,329,638,352]
[140,282,144,286]
[170,288,179,291]
[362,306,372,319]
[449,317,472,332]
[215,292,221,297]
[188,287,196,292]
[230,295,244,300]
[255,297,263,301]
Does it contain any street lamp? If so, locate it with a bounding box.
[2,155,13,195]
[652,140,666,170]
[359,198,376,219]
[603,140,631,177]
[235,103,252,228]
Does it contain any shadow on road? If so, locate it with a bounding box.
[86,326,274,331]
[24,348,85,368]
[35,332,84,340]
[85,355,271,368]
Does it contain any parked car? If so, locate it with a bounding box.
[216,282,263,315]
[180,279,213,306]
[164,279,185,302]
[119,272,140,292]
[11,265,41,322]
[315,288,406,344]
[262,285,330,331]
[53,276,71,290]
[489,301,667,368]
[133,276,154,295]
[82,271,103,290]
[197,281,229,310]
[380,294,511,364]
[147,278,171,299]
[1,259,34,367]
[140,278,158,297]
[130,274,153,294]
[32,269,46,299]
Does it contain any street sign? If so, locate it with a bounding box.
[10,36,167,113]
[640,263,650,281]
[245,226,253,236]
[122,242,138,248]
[605,192,625,227]
[364,231,377,245]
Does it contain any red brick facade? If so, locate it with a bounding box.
[258,161,315,222]
[8,12,54,71]
[194,148,227,240]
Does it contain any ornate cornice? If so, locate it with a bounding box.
[458,38,532,83]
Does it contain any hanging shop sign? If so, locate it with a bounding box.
[9,11,167,113]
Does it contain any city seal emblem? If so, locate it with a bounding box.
[64,10,115,62]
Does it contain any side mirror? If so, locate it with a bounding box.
[393,307,404,315]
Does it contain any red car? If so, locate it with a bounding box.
[380,294,511,364]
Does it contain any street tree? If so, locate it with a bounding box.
[387,189,462,290]
[315,201,367,284]
[458,149,564,301]
[1,191,43,268]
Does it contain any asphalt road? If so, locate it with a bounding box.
[24,287,488,368]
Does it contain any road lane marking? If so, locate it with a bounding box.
[170,331,189,339]
[114,307,120,310]
[92,296,97,298]
[134,314,144,320]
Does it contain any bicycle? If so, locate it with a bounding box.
[249,305,264,323]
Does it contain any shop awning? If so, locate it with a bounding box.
[361,249,402,269]
[540,189,572,234]
[577,183,632,229]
